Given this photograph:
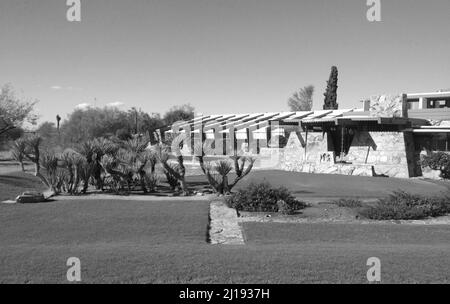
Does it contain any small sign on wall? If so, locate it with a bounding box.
[320,152,334,163]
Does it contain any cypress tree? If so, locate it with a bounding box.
[323,66,339,110]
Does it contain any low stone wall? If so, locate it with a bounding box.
[209,200,245,245]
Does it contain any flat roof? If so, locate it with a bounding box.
[407,91,450,99]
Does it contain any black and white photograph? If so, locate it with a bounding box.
[1,0,450,291]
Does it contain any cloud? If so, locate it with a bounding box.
[75,103,91,110]
[106,101,125,108]
[50,85,83,91]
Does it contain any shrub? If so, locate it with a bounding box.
[116,128,132,141]
[359,191,450,220]
[225,182,307,213]
[277,199,296,215]
[420,152,450,179]
[333,198,363,208]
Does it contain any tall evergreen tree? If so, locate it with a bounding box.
[323,66,339,110]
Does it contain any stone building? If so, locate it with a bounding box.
[156,91,450,179]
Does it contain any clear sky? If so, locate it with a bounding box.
[1,0,449,124]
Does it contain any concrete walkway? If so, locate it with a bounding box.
[209,200,245,245]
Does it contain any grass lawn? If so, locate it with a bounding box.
[0,171,46,202]
[1,198,450,283]
[194,170,449,199]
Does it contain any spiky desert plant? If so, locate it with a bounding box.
[78,138,119,190]
[135,150,158,193]
[152,134,189,195]
[201,154,256,195]
[40,152,62,193]
[143,168,160,193]
[59,149,88,194]
[229,154,256,189]
[193,139,214,174]
[215,160,233,194]
[123,136,158,193]
[100,154,129,192]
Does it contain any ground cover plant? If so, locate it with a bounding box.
[359,191,450,220]
[333,198,363,208]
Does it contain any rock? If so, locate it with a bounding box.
[422,168,442,180]
[16,192,45,204]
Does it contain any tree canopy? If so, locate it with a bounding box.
[163,104,195,126]
[288,85,314,111]
[59,106,166,145]
[0,84,37,136]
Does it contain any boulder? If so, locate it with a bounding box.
[15,192,45,204]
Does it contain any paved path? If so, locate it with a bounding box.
[209,200,245,245]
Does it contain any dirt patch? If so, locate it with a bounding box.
[237,201,450,226]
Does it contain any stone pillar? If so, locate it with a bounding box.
[248,125,259,155]
[213,128,225,155]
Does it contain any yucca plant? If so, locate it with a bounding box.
[202,154,256,195]
[193,139,214,174]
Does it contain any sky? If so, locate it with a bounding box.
[0,0,449,124]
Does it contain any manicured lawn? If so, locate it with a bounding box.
[2,168,447,202]
[0,171,46,202]
[188,170,449,199]
[1,198,450,283]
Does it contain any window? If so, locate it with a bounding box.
[415,133,450,152]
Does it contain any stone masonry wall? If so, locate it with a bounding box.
[346,131,412,178]
[266,130,415,178]
[280,131,334,173]
[368,94,406,118]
